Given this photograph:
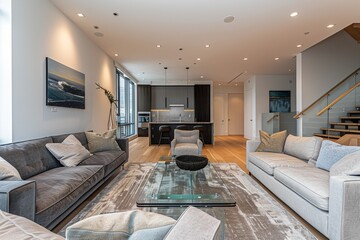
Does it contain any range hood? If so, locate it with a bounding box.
[169,104,184,107]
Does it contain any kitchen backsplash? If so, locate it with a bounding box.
[151,107,194,122]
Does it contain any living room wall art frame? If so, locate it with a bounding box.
[46,57,85,109]
[269,90,290,113]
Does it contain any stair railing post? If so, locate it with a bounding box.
[327,94,330,139]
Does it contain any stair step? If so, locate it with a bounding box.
[329,122,360,126]
[340,116,360,120]
[347,111,360,114]
[320,128,360,134]
[314,133,340,139]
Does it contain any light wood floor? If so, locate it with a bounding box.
[129,135,248,173]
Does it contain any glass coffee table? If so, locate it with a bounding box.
[136,156,236,207]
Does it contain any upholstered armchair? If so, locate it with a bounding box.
[171,129,203,156]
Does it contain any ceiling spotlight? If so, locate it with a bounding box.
[200,76,204,79]
[243,57,248,61]
[224,15,235,23]
[77,13,85,17]
[327,24,335,28]
[290,12,298,17]
[297,44,302,48]
[113,12,118,16]
[205,44,210,48]
[114,53,118,57]
[274,57,280,61]
[197,58,201,61]
[156,44,161,48]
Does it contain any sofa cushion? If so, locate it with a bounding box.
[85,130,120,153]
[330,150,360,177]
[66,210,176,240]
[0,137,61,179]
[28,165,104,227]
[52,132,89,150]
[174,130,199,144]
[173,143,199,156]
[316,140,360,171]
[0,156,22,180]
[284,135,322,163]
[248,152,309,175]
[46,135,91,167]
[256,130,287,153]
[274,167,329,211]
[0,210,64,240]
[79,150,126,177]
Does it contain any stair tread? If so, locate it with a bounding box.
[314,133,340,139]
[320,128,360,133]
[347,111,360,114]
[329,122,360,126]
[340,116,360,119]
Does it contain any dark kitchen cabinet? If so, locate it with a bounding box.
[137,85,151,111]
[151,86,194,109]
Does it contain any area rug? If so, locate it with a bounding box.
[60,163,317,240]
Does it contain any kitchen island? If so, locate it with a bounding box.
[149,122,214,145]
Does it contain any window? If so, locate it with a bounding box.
[116,70,135,138]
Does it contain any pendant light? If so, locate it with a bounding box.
[186,67,189,108]
[164,67,168,108]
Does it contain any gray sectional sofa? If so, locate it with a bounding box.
[246,135,360,240]
[0,131,128,230]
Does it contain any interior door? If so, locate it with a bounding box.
[228,93,244,135]
[214,93,228,135]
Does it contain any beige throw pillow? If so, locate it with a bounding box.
[85,129,120,153]
[256,130,287,153]
[0,156,22,180]
[46,135,91,167]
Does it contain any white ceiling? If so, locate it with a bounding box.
[50,0,360,85]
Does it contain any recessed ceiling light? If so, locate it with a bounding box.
[94,26,99,29]
[224,16,235,23]
[274,57,280,61]
[200,76,204,79]
[218,83,221,86]
[113,12,118,16]
[205,44,210,48]
[114,53,118,57]
[156,44,161,48]
[197,58,201,61]
[77,13,85,17]
[235,83,238,86]
[327,24,335,28]
[243,57,248,61]
[297,44,302,48]
[289,69,292,72]
[290,12,298,17]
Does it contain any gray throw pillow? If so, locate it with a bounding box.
[330,150,360,176]
[316,140,360,171]
[85,129,120,153]
[66,210,176,240]
[0,156,22,180]
[46,135,91,167]
[256,130,287,153]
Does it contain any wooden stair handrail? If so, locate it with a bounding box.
[294,67,360,119]
[317,81,360,116]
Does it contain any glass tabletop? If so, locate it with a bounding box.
[136,157,236,207]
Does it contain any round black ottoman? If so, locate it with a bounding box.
[175,155,208,171]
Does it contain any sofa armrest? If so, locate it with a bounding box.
[246,140,260,167]
[197,139,203,155]
[171,139,177,156]
[329,175,360,240]
[116,138,129,161]
[0,181,36,221]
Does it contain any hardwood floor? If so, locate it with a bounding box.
[128,135,249,173]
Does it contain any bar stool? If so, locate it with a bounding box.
[193,125,206,146]
[158,125,171,146]
[176,125,187,130]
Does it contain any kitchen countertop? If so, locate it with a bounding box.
[149,122,213,124]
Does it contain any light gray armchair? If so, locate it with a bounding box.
[171,129,203,157]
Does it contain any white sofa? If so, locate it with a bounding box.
[246,135,360,240]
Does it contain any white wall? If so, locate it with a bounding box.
[0,0,12,144]
[11,0,116,142]
[297,30,360,136]
[244,75,296,139]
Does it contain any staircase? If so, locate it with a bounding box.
[314,108,360,139]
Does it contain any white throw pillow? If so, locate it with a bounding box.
[284,135,323,163]
[0,156,22,180]
[85,129,120,153]
[46,135,91,167]
[66,210,176,240]
[330,150,360,176]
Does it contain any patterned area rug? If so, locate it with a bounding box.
[60,163,317,240]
